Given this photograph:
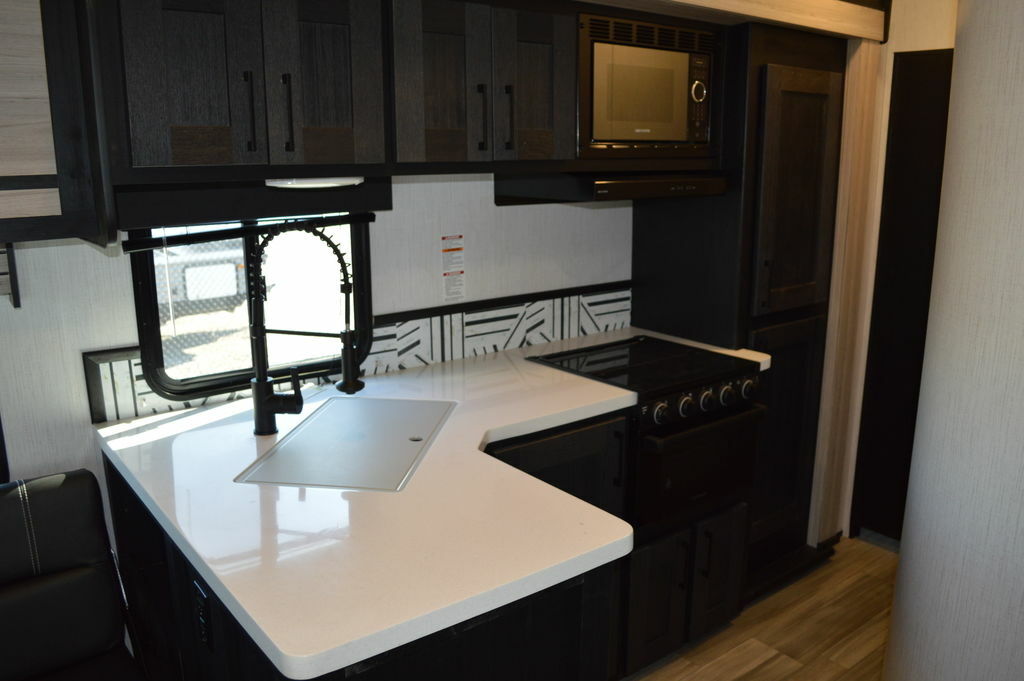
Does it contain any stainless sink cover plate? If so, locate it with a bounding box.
[236,397,456,491]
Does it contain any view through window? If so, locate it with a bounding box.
[150,216,356,382]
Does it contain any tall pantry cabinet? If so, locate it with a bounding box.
[631,23,846,599]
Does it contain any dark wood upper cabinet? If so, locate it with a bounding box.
[261,0,385,165]
[491,9,576,161]
[119,0,384,169]
[752,64,842,317]
[393,0,576,164]
[393,0,492,163]
[120,0,268,167]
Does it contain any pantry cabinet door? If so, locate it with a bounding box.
[752,64,842,316]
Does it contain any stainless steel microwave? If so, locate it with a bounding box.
[579,15,717,159]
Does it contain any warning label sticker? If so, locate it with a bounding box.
[441,234,466,302]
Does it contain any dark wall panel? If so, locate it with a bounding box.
[852,49,954,541]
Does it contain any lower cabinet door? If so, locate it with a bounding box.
[690,503,748,639]
[625,529,690,673]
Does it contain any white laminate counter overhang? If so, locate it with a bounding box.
[96,327,770,679]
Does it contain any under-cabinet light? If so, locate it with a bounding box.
[265,177,365,189]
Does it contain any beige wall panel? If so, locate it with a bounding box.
[809,37,883,546]
[591,0,884,39]
[0,0,57,177]
[0,98,59,176]
[885,1,1024,678]
[0,188,61,219]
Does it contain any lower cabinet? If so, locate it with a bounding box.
[689,503,747,639]
[625,529,690,672]
[746,317,828,597]
[485,415,627,518]
[624,503,748,674]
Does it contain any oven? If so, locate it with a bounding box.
[633,403,765,539]
[530,335,767,669]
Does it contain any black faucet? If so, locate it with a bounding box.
[244,233,303,436]
[242,223,365,436]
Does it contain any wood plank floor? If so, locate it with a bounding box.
[631,538,898,681]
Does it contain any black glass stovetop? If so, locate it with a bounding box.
[529,335,757,397]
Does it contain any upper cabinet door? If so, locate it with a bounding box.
[262,0,385,165]
[120,0,267,167]
[393,0,492,163]
[753,64,842,316]
[491,9,576,161]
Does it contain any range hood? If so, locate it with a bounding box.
[494,173,727,204]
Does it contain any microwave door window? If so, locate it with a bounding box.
[592,43,689,143]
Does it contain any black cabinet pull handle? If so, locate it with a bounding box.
[700,530,713,578]
[477,83,489,151]
[282,73,296,153]
[243,70,256,152]
[504,84,515,151]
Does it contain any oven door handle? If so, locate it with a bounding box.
[641,404,766,454]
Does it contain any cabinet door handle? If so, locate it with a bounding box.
[282,73,296,153]
[504,84,515,151]
[700,530,713,578]
[243,70,256,152]
[477,83,489,151]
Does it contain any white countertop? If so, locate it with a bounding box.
[97,327,770,679]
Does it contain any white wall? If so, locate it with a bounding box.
[884,1,1024,678]
[0,239,136,481]
[371,175,632,315]
[0,176,632,479]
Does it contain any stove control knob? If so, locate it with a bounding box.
[677,395,696,418]
[719,384,737,407]
[699,389,715,412]
[652,401,670,425]
[741,378,758,400]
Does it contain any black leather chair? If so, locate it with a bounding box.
[0,469,146,681]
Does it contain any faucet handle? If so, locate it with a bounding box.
[283,367,303,414]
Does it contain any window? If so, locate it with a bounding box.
[131,215,372,400]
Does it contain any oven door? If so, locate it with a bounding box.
[634,404,766,531]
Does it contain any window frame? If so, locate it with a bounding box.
[131,221,374,401]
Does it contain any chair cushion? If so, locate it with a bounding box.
[0,471,126,681]
[0,565,125,681]
[29,645,145,681]
[0,470,110,583]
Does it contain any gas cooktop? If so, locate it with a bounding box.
[529,335,758,398]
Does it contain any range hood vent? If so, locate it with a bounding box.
[494,173,727,204]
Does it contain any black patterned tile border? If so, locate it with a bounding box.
[84,289,631,422]
[364,288,631,375]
